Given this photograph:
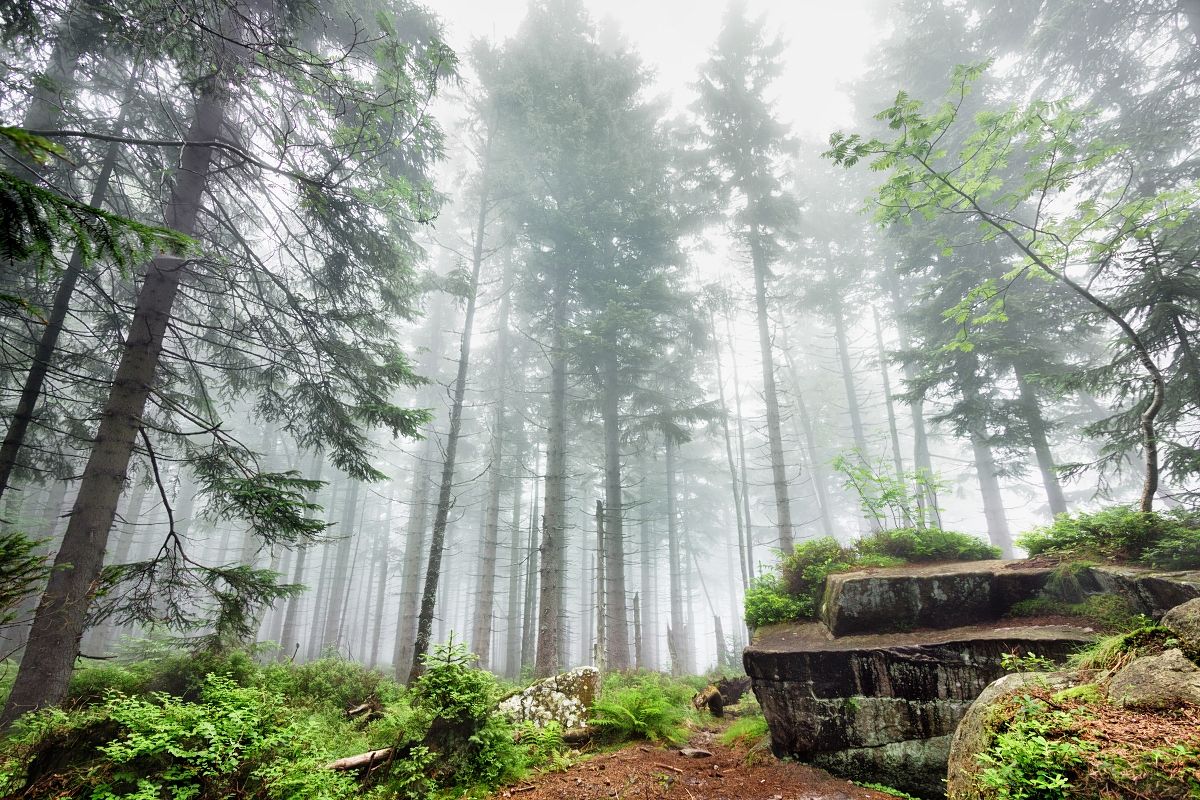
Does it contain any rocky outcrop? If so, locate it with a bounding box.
[945,670,1090,800]
[745,560,1200,799]
[497,666,600,729]
[1162,597,1200,657]
[1107,647,1200,709]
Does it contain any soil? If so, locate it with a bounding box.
[750,617,1095,652]
[492,729,895,800]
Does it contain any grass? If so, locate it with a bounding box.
[717,714,768,748]
[1068,625,1179,670]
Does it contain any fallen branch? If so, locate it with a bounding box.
[652,763,683,774]
[325,748,392,771]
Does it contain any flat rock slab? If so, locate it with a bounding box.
[820,561,1056,637]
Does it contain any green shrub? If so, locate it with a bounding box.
[1018,506,1200,568]
[259,656,402,712]
[1008,593,1146,632]
[859,784,921,800]
[1068,625,1177,670]
[857,527,1000,562]
[744,572,813,628]
[745,528,996,628]
[976,695,1093,800]
[591,686,688,745]
[717,714,768,748]
[66,664,150,707]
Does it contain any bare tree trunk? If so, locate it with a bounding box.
[665,435,684,676]
[748,231,793,553]
[955,355,1013,557]
[710,310,750,592]
[779,323,835,539]
[470,260,512,668]
[872,308,906,483]
[1013,369,1068,518]
[322,479,361,651]
[394,437,433,678]
[520,448,541,675]
[633,593,643,670]
[594,500,606,670]
[368,483,397,667]
[600,358,629,669]
[831,298,869,460]
[535,289,568,678]
[723,310,756,578]
[407,244,488,682]
[639,492,657,670]
[504,473,524,679]
[887,273,937,512]
[278,459,321,661]
[1,70,230,726]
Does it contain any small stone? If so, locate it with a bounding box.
[679,748,713,758]
[1108,648,1200,710]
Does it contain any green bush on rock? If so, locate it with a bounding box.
[1017,507,1200,569]
[745,528,998,628]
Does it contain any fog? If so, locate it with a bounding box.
[1,0,1197,713]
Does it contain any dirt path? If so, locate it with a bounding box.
[494,731,894,800]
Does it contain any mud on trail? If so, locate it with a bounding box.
[492,731,894,800]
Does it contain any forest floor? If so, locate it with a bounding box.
[492,725,895,800]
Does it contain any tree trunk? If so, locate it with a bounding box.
[710,310,750,591]
[535,288,568,678]
[1,74,229,726]
[0,69,133,501]
[831,297,869,459]
[520,448,541,676]
[639,490,657,671]
[594,500,606,670]
[600,358,629,670]
[633,593,643,670]
[778,321,835,539]
[470,259,512,668]
[504,472,524,679]
[1013,368,1068,518]
[955,355,1013,557]
[872,308,906,483]
[723,310,755,579]
[748,231,793,553]
[368,483,397,667]
[665,435,684,676]
[322,479,361,651]
[407,239,488,682]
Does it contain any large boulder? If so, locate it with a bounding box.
[1107,648,1200,710]
[745,621,1094,799]
[497,666,600,729]
[945,671,1089,800]
[1162,597,1200,658]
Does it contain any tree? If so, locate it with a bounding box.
[828,63,1199,512]
[2,0,453,725]
[693,2,800,553]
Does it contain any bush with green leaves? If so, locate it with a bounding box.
[591,686,689,745]
[258,657,402,712]
[1017,506,1200,569]
[746,528,996,628]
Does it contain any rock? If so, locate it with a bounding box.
[1085,566,1200,619]
[497,666,600,729]
[1161,597,1200,658]
[946,671,1088,800]
[678,748,712,758]
[745,621,1093,798]
[820,561,1056,637]
[1107,648,1200,710]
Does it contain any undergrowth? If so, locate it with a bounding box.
[590,671,699,745]
[745,528,999,628]
[1017,506,1200,569]
[0,643,568,800]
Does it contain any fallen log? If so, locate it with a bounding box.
[325,748,393,771]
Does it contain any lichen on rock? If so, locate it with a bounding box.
[1106,647,1200,710]
[496,666,600,730]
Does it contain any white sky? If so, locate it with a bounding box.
[430,0,889,140]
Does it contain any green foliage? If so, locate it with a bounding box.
[717,714,769,748]
[0,530,50,625]
[410,642,498,725]
[589,672,697,746]
[976,695,1095,800]
[1068,625,1177,670]
[857,527,1001,563]
[858,783,921,800]
[1008,594,1146,632]
[833,453,949,530]
[999,652,1056,673]
[743,572,812,629]
[1018,507,1200,569]
[258,657,402,712]
[746,528,996,627]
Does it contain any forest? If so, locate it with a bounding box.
[0,0,1198,798]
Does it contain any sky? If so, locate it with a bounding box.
[430,0,890,140]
